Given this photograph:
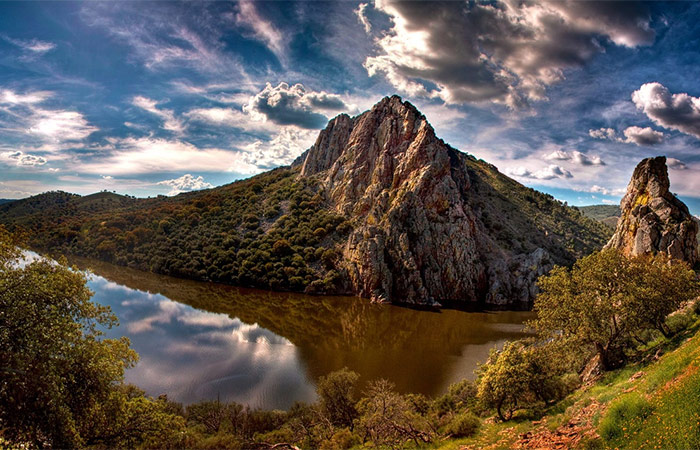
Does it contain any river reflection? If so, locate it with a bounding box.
[76,257,534,410]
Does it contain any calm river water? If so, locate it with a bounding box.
[71,257,533,410]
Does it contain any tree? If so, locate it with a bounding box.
[0,226,182,447]
[476,341,536,421]
[531,249,699,370]
[316,368,360,429]
[356,379,434,447]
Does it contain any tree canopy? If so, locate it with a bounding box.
[531,248,699,370]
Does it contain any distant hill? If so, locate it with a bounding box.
[0,97,611,307]
[0,199,16,205]
[580,204,621,229]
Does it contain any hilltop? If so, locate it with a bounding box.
[0,96,610,307]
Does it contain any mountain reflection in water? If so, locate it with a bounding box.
[75,257,534,410]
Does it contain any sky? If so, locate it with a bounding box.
[1,1,699,214]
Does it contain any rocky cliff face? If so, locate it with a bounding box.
[605,156,698,266]
[298,96,606,306]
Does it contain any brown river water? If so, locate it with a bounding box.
[71,256,533,410]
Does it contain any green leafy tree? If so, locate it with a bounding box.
[531,249,699,370]
[0,227,183,447]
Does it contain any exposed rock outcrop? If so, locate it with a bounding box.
[605,156,698,266]
[298,96,608,306]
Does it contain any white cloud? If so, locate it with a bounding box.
[507,164,573,180]
[355,3,372,34]
[244,82,347,129]
[544,150,605,166]
[184,107,274,133]
[589,185,626,196]
[632,82,700,139]
[80,3,248,79]
[241,128,317,170]
[588,125,664,146]
[2,151,47,167]
[588,127,617,140]
[0,89,53,105]
[667,158,688,170]
[132,96,184,134]
[29,110,98,142]
[75,137,258,175]
[2,35,56,54]
[622,126,664,145]
[157,174,214,195]
[364,1,655,108]
[234,1,285,59]
[0,89,97,145]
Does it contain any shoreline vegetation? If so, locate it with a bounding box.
[2,226,699,449]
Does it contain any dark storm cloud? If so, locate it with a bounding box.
[364,0,656,107]
[243,82,348,129]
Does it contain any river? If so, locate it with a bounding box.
[71,256,533,410]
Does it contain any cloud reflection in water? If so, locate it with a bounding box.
[90,276,316,409]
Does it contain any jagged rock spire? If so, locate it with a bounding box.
[605,156,698,266]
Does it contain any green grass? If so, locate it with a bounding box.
[427,318,700,450]
[598,322,700,449]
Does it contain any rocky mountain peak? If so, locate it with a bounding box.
[299,95,435,179]
[295,95,585,305]
[605,156,698,266]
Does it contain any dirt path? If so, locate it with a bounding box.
[512,400,604,450]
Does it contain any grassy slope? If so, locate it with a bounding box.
[433,317,700,450]
[464,157,613,265]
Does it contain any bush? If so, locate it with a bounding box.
[665,311,694,336]
[476,341,566,421]
[445,412,480,438]
[317,368,359,429]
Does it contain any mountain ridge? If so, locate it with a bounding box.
[0,96,611,307]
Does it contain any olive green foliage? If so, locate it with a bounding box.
[0,226,180,448]
[356,379,434,448]
[476,341,569,421]
[465,157,612,264]
[531,249,699,370]
[317,367,360,429]
[0,169,352,293]
[444,412,480,438]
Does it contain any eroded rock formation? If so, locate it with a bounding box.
[298,96,607,306]
[605,156,698,266]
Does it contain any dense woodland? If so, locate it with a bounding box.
[0,159,611,299]
[0,169,352,294]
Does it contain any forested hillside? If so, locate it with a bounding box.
[0,168,351,294]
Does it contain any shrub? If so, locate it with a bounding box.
[665,311,694,336]
[317,368,359,429]
[445,412,480,438]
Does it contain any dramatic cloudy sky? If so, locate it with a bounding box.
[1,1,700,213]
